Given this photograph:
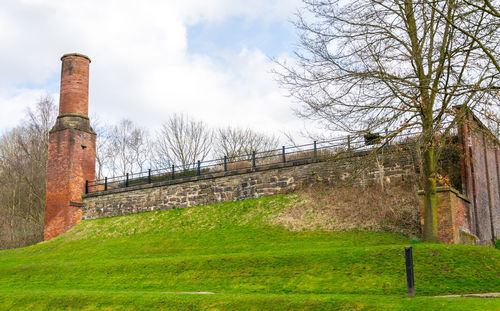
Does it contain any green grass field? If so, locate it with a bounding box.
[0,194,499,310]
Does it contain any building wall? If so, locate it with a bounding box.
[459,110,500,243]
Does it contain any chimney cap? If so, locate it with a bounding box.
[61,53,91,62]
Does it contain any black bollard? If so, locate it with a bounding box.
[405,246,415,297]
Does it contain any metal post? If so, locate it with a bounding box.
[405,246,415,297]
[385,129,389,149]
[224,156,227,172]
[125,173,129,187]
[171,164,175,180]
[85,180,89,194]
[282,146,286,163]
[148,169,152,184]
[313,141,317,159]
[347,135,351,152]
[197,160,201,176]
[252,151,256,168]
[104,177,108,191]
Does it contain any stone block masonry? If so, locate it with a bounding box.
[82,153,417,220]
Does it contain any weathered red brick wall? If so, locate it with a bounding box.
[59,54,91,116]
[419,188,473,244]
[470,129,493,241]
[44,129,95,240]
[437,191,454,244]
[455,195,470,239]
[485,140,500,239]
[44,54,95,240]
[459,110,500,244]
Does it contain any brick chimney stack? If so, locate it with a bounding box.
[59,53,91,115]
[44,53,96,240]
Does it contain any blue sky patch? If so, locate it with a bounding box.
[187,16,296,59]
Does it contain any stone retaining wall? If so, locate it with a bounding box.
[82,152,417,220]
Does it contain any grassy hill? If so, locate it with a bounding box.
[0,194,499,310]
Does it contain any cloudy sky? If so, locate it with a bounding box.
[0,0,317,142]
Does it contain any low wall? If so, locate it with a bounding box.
[418,187,480,245]
[82,153,417,220]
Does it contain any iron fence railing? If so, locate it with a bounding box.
[85,128,430,194]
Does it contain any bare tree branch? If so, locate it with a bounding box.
[154,114,213,170]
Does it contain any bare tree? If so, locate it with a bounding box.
[430,1,500,73]
[102,119,151,176]
[474,0,500,17]
[154,114,213,170]
[128,126,151,174]
[0,95,57,249]
[215,126,279,161]
[91,116,112,180]
[91,117,152,179]
[108,119,151,177]
[275,0,500,241]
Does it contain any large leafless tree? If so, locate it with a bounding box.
[276,0,500,241]
[214,127,279,161]
[107,119,151,177]
[0,96,57,249]
[154,114,213,170]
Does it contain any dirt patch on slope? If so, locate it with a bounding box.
[271,183,420,236]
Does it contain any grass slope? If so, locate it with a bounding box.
[0,194,499,310]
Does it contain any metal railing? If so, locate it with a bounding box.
[85,129,425,194]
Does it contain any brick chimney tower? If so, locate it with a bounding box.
[44,53,96,240]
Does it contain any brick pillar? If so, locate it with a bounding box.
[418,187,477,244]
[44,53,96,240]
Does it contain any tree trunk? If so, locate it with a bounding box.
[422,144,439,242]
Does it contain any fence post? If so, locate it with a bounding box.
[347,135,351,152]
[104,177,108,191]
[224,156,227,172]
[282,146,286,163]
[85,180,89,194]
[252,151,256,168]
[197,160,201,176]
[171,164,175,180]
[313,141,317,159]
[385,128,389,149]
[405,246,415,297]
[126,173,129,187]
[148,169,152,184]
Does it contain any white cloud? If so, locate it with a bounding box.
[0,0,307,142]
[178,0,301,24]
[0,88,58,132]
